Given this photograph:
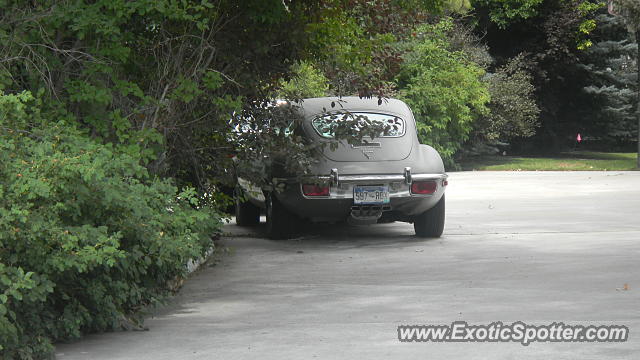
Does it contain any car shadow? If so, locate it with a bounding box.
[227,218,442,249]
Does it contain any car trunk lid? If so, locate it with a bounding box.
[319,137,412,162]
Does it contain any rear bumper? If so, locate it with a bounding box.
[275,172,447,223]
[300,172,448,200]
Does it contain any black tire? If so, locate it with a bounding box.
[265,192,296,239]
[235,189,260,226]
[414,194,445,238]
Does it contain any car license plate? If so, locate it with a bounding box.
[353,185,390,205]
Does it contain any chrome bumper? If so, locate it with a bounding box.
[302,169,448,200]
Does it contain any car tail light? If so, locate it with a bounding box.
[302,184,330,197]
[411,180,437,195]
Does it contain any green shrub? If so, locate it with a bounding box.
[0,91,221,358]
[396,19,490,169]
[276,61,330,99]
[476,55,540,143]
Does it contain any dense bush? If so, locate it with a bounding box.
[396,19,490,168]
[275,61,330,99]
[474,55,540,145]
[0,92,221,358]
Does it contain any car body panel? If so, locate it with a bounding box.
[237,96,447,224]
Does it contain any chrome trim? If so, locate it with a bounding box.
[351,142,381,148]
[299,172,447,199]
[330,168,339,186]
[404,167,412,184]
[331,173,446,183]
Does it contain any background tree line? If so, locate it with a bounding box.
[0,0,637,357]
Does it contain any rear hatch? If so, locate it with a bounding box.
[306,112,412,162]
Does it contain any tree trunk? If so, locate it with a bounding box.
[637,29,640,168]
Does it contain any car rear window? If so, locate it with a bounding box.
[311,112,405,138]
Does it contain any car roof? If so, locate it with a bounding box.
[294,97,412,118]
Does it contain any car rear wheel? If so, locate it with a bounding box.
[266,192,296,239]
[414,194,445,238]
[235,189,260,226]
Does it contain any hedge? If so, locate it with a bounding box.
[0,91,222,358]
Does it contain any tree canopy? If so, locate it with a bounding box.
[1,0,638,357]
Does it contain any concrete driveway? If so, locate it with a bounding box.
[56,171,640,359]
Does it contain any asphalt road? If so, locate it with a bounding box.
[56,171,640,359]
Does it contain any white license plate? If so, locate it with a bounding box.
[353,185,390,205]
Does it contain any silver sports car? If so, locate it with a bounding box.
[235,97,448,239]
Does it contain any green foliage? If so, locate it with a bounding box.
[276,62,330,99]
[471,0,619,151]
[305,10,391,96]
[576,1,607,50]
[473,0,545,28]
[3,1,635,354]
[435,20,539,154]
[396,19,490,168]
[475,55,540,142]
[610,0,640,166]
[231,100,318,190]
[611,0,640,30]
[579,12,638,143]
[0,0,301,190]
[304,0,454,98]
[0,92,221,358]
[473,0,603,50]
